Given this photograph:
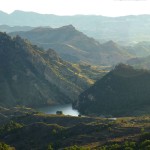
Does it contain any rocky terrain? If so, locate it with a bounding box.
[0,32,105,107]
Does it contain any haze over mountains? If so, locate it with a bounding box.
[10,24,150,66]
[0,10,150,114]
[1,10,150,67]
[128,54,150,70]
[0,7,150,150]
[10,25,134,65]
[1,10,150,43]
[0,24,33,33]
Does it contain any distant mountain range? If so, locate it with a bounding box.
[124,41,150,57]
[75,64,150,117]
[1,10,150,42]
[10,25,133,65]
[0,32,105,107]
[0,24,33,33]
[128,55,150,70]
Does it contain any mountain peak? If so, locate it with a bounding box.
[114,63,134,71]
[11,10,27,15]
[59,24,76,30]
[103,40,118,47]
[10,10,42,17]
[112,63,149,77]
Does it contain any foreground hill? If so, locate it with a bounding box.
[0,32,105,107]
[10,25,133,65]
[0,107,149,149]
[75,64,150,117]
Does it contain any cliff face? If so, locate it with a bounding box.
[76,64,150,117]
[0,32,102,107]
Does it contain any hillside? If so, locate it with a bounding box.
[0,32,105,107]
[0,107,149,149]
[75,64,150,117]
[10,25,133,65]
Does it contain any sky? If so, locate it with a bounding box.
[0,0,150,16]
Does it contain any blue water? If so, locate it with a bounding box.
[38,104,79,116]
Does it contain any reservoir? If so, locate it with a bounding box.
[38,104,79,116]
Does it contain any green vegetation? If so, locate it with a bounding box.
[0,121,23,135]
[0,107,150,150]
[47,144,53,150]
[0,142,10,150]
[0,142,15,150]
[1,12,150,150]
[0,121,23,134]
[99,132,150,150]
[64,145,90,150]
[0,32,107,107]
[76,64,150,117]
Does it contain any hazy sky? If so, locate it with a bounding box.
[0,0,150,16]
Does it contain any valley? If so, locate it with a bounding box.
[0,10,150,150]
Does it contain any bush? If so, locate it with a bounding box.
[0,142,9,150]
[0,142,15,150]
[47,144,53,150]
[0,121,23,135]
[64,145,90,150]
[140,140,150,149]
[140,132,150,141]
